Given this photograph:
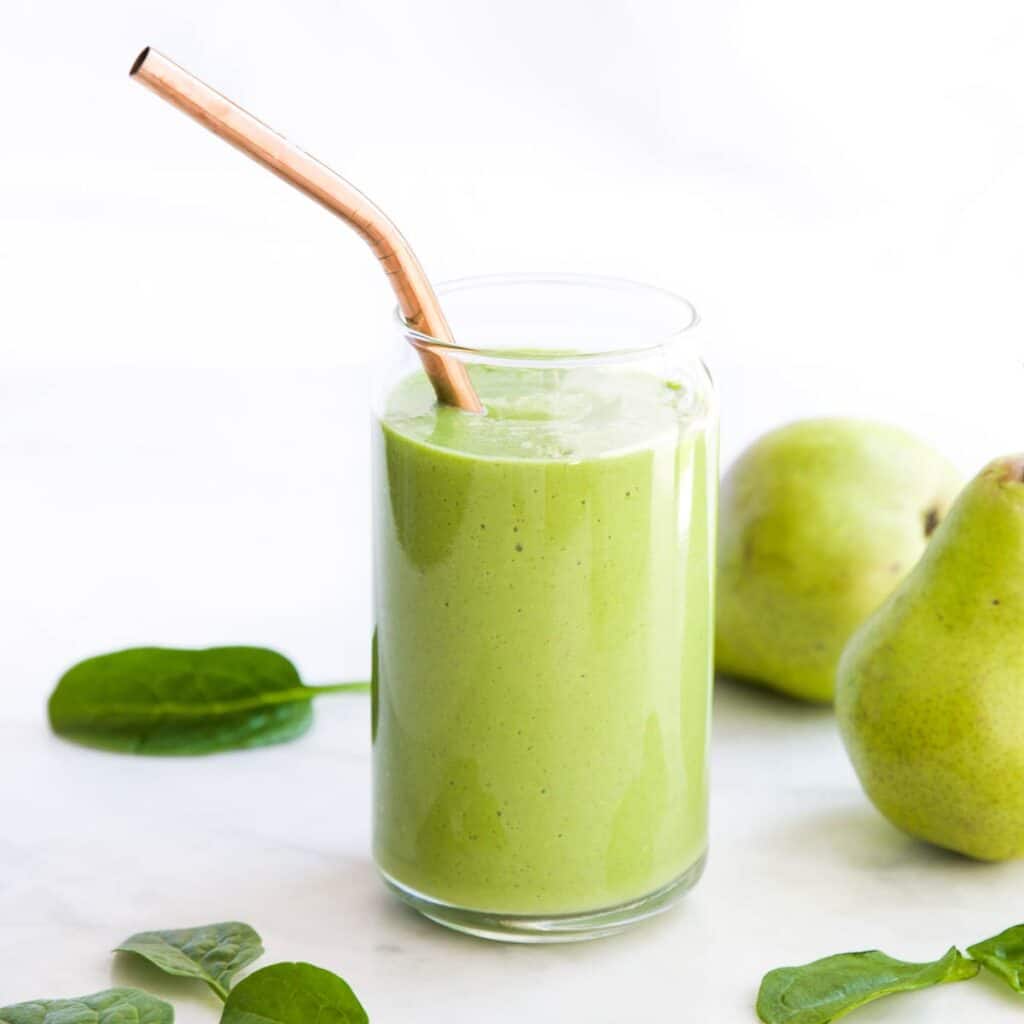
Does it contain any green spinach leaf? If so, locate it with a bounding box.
[220,962,367,1024]
[757,946,978,1024]
[116,922,264,1000]
[968,923,1024,993]
[0,987,173,1024]
[48,646,368,755]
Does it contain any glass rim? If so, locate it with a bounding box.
[394,273,700,366]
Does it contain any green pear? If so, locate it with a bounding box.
[836,455,1024,860]
[716,419,961,701]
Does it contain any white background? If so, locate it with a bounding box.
[1,2,1023,1021]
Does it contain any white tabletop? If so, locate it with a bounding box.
[2,366,1022,1022]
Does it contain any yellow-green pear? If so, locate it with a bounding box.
[716,419,961,701]
[837,455,1024,860]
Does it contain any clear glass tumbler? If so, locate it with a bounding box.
[371,274,717,941]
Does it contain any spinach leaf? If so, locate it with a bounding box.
[757,946,978,1023]
[48,646,368,755]
[220,962,367,1024]
[0,988,173,1024]
[968,923,1024,993]
[116,922,264,1000]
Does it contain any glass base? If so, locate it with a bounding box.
[380,851,707,943]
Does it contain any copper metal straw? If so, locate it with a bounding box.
[130,47,482,413]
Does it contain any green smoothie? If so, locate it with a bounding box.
[372,362,715,917]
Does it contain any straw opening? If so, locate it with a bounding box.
[130,47,150,77]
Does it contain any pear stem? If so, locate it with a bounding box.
[1002,456,1024,484]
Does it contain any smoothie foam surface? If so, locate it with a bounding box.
[382,363,702,460]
